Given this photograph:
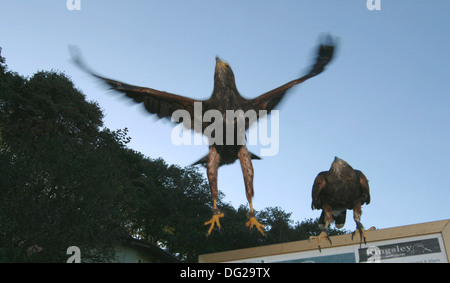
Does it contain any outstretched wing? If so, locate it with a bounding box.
[70,46,202,130]
[248,36,335,115]
[311,172,328,210]
[355,170,370,205]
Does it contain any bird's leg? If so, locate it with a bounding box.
[351,202,375,247]
[238,146,265,236]
[204,147,224,235]
[309,205,333,252]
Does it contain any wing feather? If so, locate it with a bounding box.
[311,172,328,210]
[248,37,335,115]
[355,170,370,205]
[70,47,201,126]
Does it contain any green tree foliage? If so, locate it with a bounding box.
[0,49,132,262]
[0,48,348,262]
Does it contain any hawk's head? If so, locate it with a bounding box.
[330,156,351,176]
[214,56,237,89]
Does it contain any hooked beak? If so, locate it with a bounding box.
[215,56,229,69]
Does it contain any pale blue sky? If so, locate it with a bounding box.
[2,1,449,231]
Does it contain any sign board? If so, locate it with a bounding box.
[225,234,446,263]
[199,219,450,263]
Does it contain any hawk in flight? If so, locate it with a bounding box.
[71,36,335,236]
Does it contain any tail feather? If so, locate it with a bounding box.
[249,151,262,160]
[192,155,209,166]
[334,210,347,229]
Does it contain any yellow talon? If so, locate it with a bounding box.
[352,224,375,246]
[204,200,224,235]
[204,211,224,235]
[246,216,266,236]
[246,204,265,236]
[309,230,332,252]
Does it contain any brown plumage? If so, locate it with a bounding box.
[71,36,335,236]
[310,156,372,251]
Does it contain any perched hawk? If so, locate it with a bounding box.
[71,36,335,236]
[310,157,373,251]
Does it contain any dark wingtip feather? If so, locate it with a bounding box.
[69,46,127,92]
[68,45,95,76]
[309,35,336,76]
